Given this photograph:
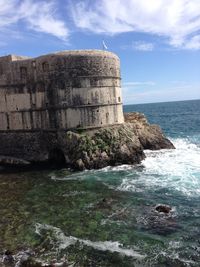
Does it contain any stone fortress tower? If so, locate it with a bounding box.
[0,50,124,131]
[0,50,125,165]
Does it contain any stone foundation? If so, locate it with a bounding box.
[0,112,175,170]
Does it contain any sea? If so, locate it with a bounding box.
[0,99,200,267]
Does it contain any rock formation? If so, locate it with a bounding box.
[124,112,175,150]
[57,112,174,170]
[0,111,174,170]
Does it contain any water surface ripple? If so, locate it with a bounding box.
[0,99,200,266]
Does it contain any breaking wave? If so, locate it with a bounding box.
[117,137,200,197]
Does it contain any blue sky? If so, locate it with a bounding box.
[0,0,200,104]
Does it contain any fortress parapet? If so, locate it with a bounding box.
[0,50,124,131]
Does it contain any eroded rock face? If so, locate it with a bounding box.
[0,112,175,170]
[56,112,174,170]
[124,112,175,150]
[62,123,145,170]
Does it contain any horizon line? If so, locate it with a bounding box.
[123,98,200,106]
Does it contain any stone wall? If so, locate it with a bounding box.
[0,50,124,131]
[0,130,69,164]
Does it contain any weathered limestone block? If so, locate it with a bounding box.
[124,112,175,150]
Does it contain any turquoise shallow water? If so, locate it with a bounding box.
[0,99,200,266]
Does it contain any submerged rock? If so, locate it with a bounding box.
[96,198,114,209]
[2,250,14,265]
[154,257,188,267]
[155,204,172,214]
[1,250,70,267]
[137,204,178,236]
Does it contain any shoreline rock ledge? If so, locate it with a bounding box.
[62,112,175,170]
[0,112,175,171]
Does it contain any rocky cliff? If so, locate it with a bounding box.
[0,112,175,170]
[61,112,175,170]
[124,112,175,150]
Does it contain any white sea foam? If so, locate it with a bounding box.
[35,223,76,250]
[49,137,200,197]
[50,170,90,181]
[50,173,82,181]
[101,165,136,172]
[117,138,200,197]
[35,223,145,259]
[149,239,198,266]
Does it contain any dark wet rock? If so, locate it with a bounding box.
[155,204,172,214]
[0,156,30,167]
[96,198,114,209]
[137,205,178,236]
[1,250,71,267]
[2,250,14,265]
[154,257,188,267]
[75,159,85,171]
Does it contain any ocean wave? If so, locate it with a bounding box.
[35,223,145,259]
[49,137,200,197]
[117,137,200,197]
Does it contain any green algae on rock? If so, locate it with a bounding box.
[0,112,174,170]
[63,123,145,170]
[60,112,174,170]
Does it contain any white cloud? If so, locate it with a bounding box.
[0,0,69,41]
[183,35,200,50]
[71,0,200,49]
[132,41,154,51]
[122,41,155,51]
[121,41,154,52]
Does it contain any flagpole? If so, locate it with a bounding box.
[102,40,108,50]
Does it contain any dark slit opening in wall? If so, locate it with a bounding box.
[48,148,66,166]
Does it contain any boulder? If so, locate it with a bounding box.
[124,112,175,150]
[60,112,175,170]
[62,123,145,170]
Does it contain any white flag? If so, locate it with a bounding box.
[102,40,108,50]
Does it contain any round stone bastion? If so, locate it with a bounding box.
[0,50,124,131]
